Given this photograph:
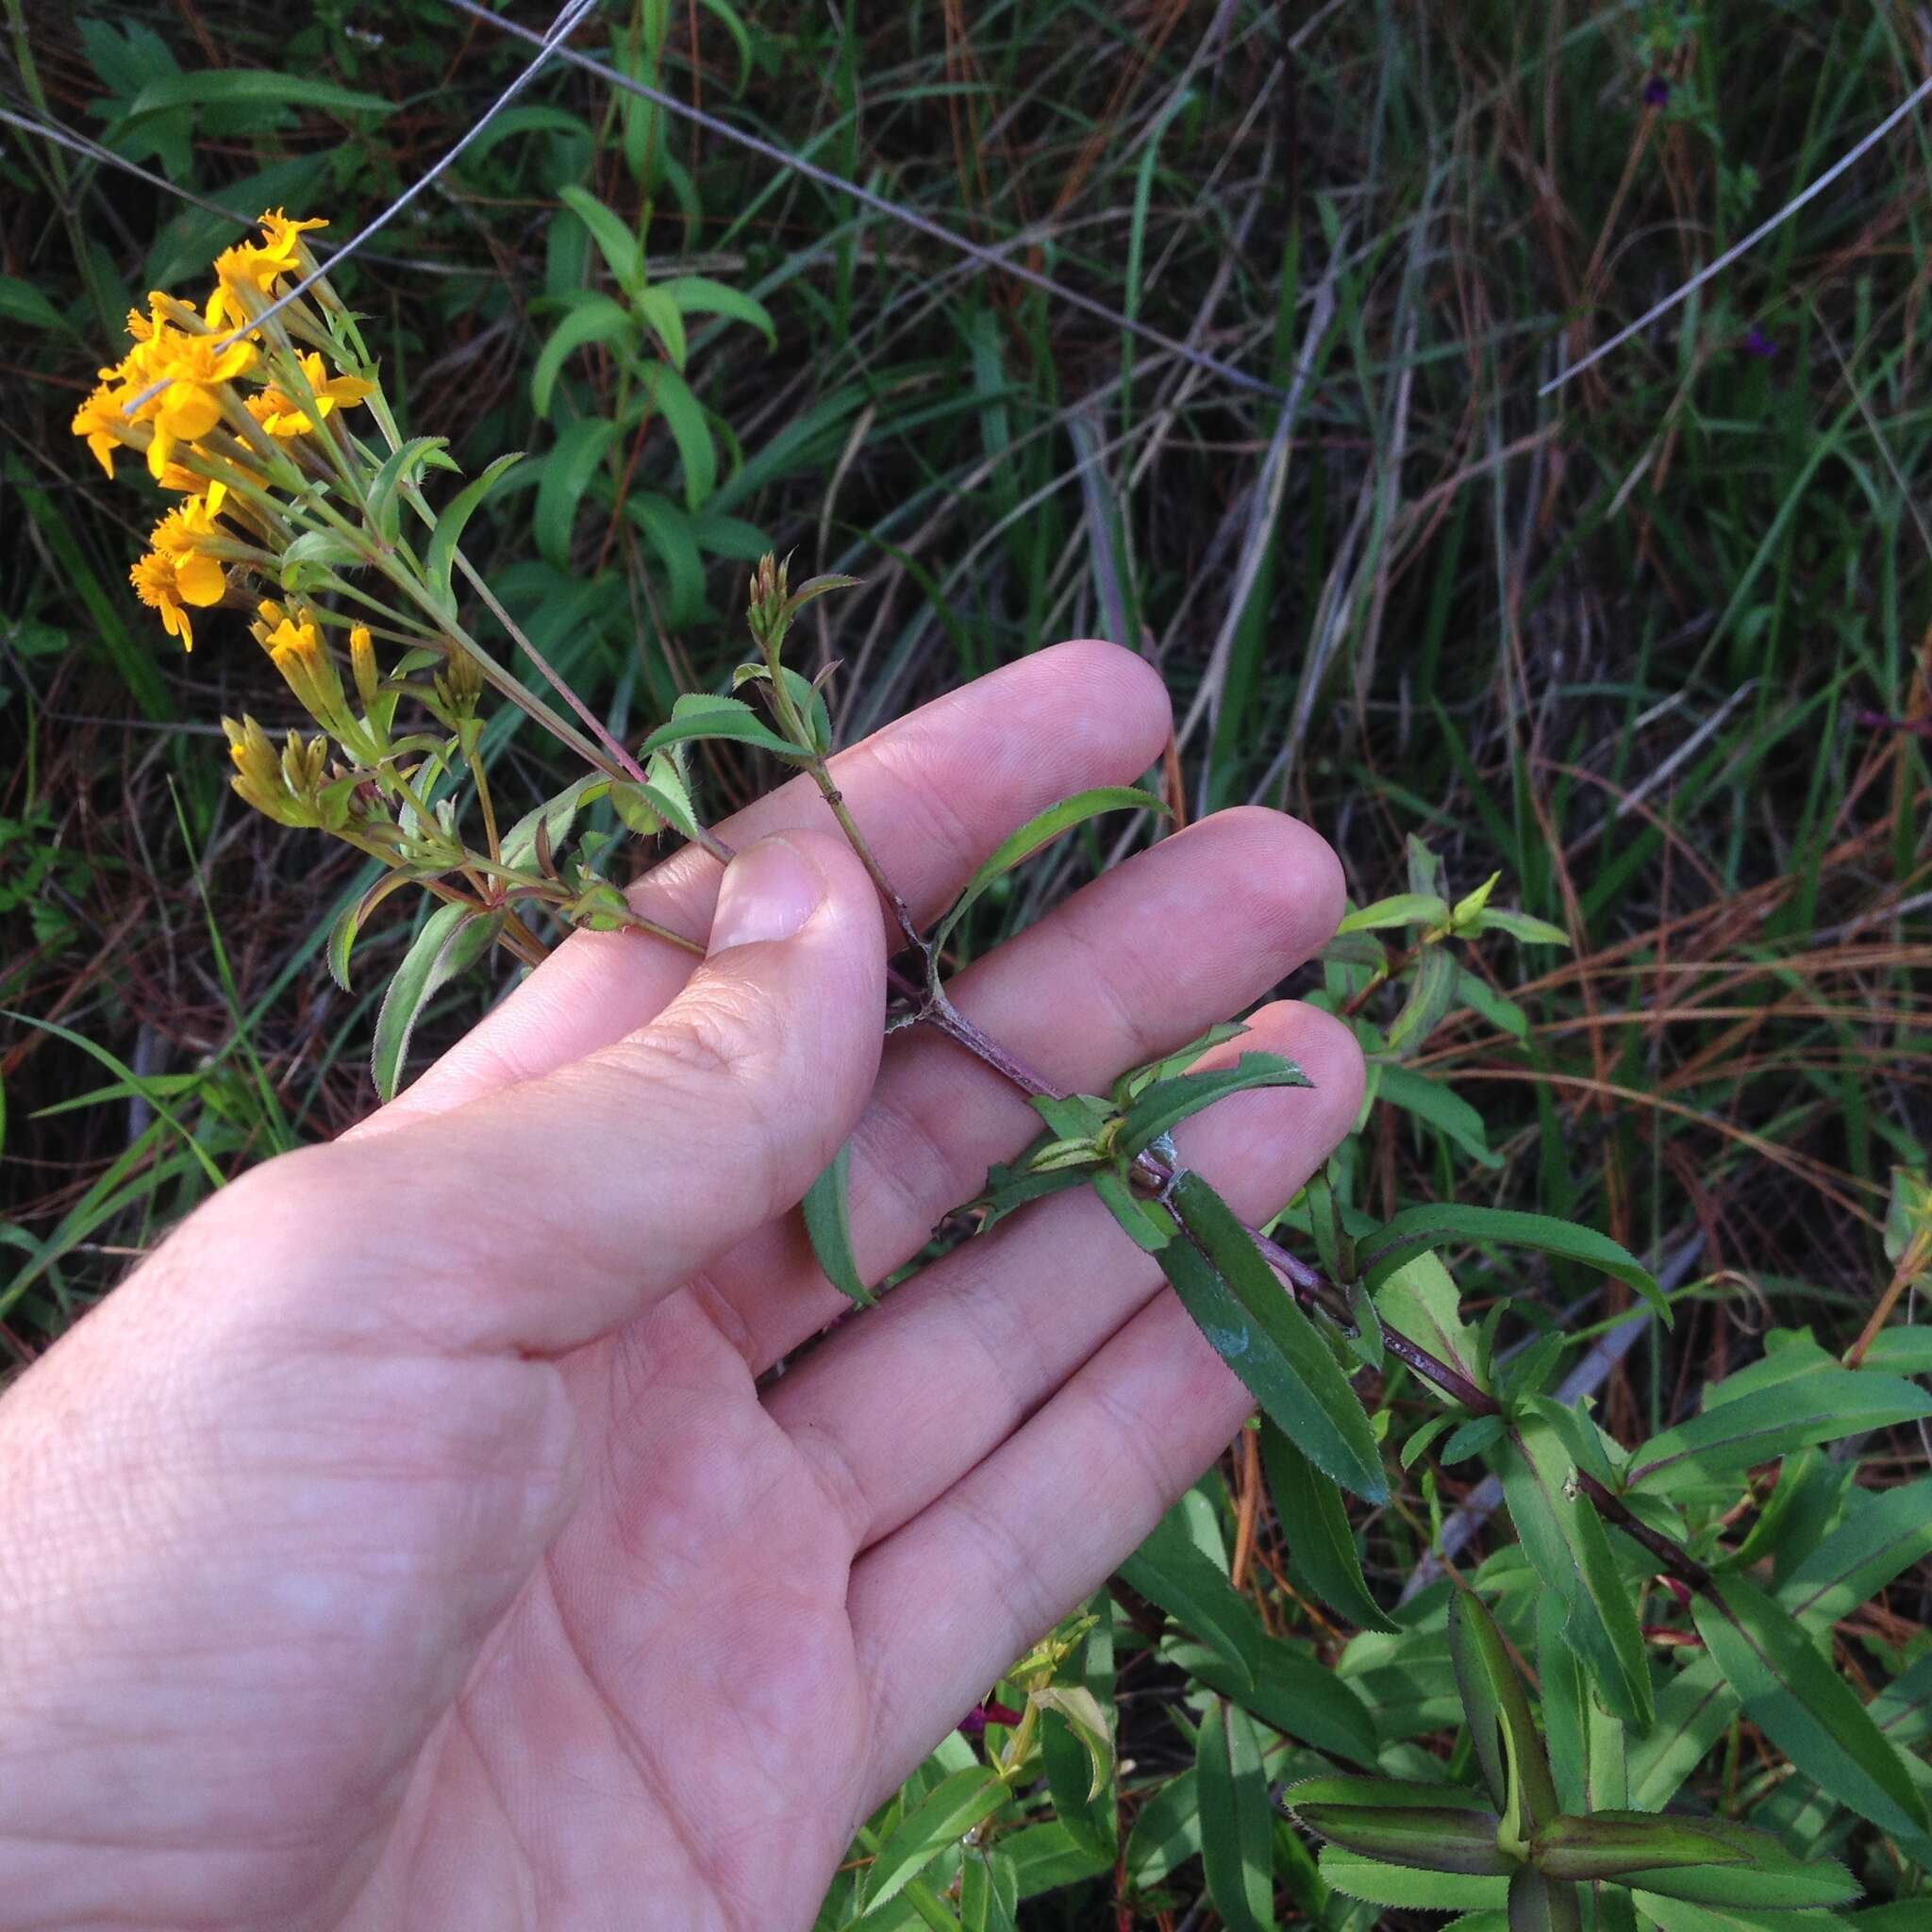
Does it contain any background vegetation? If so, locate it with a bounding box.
[4,2,1930,1926]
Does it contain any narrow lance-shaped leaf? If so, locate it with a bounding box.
[1507,1867,1582,1932]
[1780,1474,1932,1630]
[1384,942,1460,1057]
[931,787,1168,954]
[1358,1203,1666,1324]
[1195,1700,1280,1932]
[1531,1812,1858,1911]
[1258,1421,1397,1632]
[1628,1369,1932,1494]
[423,452,525,614]
[1317,1850,1509,1913]
[1285,1774,1511,1875]
[802,1140,874,1309]
[371,903,504,1102]
[1448,1585,1559,1855]
[1692,1574,1928,1842]
[1115,1052,1310,1159]
[637,691,805,761]
[326,867,417,993]
[1164,1171,1387,1502]
[1499,1419,1654,1729]
[1335,892,1450,934]
[857,1767,1007,1918]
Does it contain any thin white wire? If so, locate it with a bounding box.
[1541,70,1932,397]
[120,0,600,414]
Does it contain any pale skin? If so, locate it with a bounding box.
[0,642,1362,1932]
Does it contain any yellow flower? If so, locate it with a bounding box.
[258,208,328,263]
[246,350,374,438]
[149,498,228,599]
[349,625,380,712]
[72,383,144,479]
[260,603,349,725]
[130,547,226,652]
[146,334,258,479]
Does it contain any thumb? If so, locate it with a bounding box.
[297,828,888,1354]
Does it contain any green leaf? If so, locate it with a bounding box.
[653,274,778,344]
[124,68,391,120]
[1536,1590,1628,1819]
[1285,1775,1510,1874]
[0,275,71,333]
[1449,1585,1559,1854]
[371,903,504,1102]
[1091,1169,1172,1252]
[1376,1251,1490,1398]
[1126,1767,1201,1889]
[1036,1601,1116,1857]
[1336,893,1450,934]
[634,284,688,371]
[932,788,1167,953]
[802,1141,873,1309]
[1376,1063,1503,1169]
[1631,1892,1854,1932]
[1165,1171,1387,1502]
[499,773,611,872]
[1860,1325,1932,1375]
[1117,1052,1311,1158]
[1442,1415,1507,1464]
[1693,1572,1927,1840]
[1359,1205,1665,1324]
[1259,1421,1397,1632]
[532,293,639,416]
[1629,1371,1932,1493]
[1035,1684,1113,1808]
[1507,1867,1582,1932]
[637,691,804,760]
[858,1768,1008,1918]
[1118,1505,1378,1765]
[1476,908,1573,946]
[1116,1505,1258,1688]
[1385,943,1460,1057]
[958,1849,1018,1932]
[1533,1813,1857,1910]
[641,360,717,510]
[325,869,418,992]
[558,184,643,292]
[1318,1849,1509,1911]
[1196,1701,1280,1932]
[1780,1474,1932,1629]
[365,435,458,547]
[1499,1420,1655,1729]
[423,454,525,614]
[534,416,619,569]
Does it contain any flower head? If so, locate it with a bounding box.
[246,350,375,438]
[146,332,258,478]
[130,546,226,652]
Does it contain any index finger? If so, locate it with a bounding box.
[361,641,1170,1128]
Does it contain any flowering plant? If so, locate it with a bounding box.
[69,208,1932,1932]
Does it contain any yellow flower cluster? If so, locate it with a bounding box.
[70,209,373,652]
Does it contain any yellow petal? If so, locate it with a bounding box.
[175,552,227,608]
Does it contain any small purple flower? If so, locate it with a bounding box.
[1741,326,1778,359]
[1642,75,1671,108]
[958,1699,1024,1738]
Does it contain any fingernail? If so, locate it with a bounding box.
[708,836,826,954]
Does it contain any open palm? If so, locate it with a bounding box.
[0,643,1359,1932]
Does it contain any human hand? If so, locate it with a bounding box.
[0,642,1361,1931]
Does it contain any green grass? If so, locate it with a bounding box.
[4,1,1931,1924]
